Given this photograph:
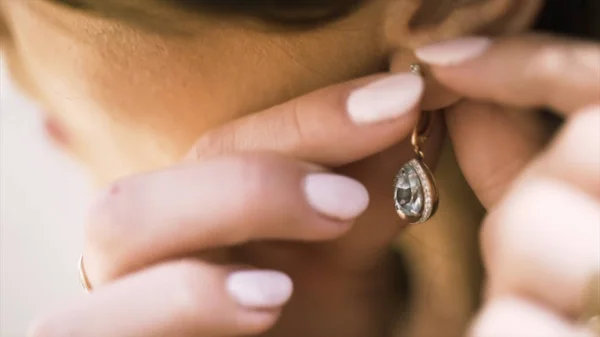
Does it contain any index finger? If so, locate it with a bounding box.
[416,35,600,114]
[188,73,424,166]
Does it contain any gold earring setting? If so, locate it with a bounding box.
[393,64,439,224]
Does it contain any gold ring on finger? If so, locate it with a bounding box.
[78,254,93,293]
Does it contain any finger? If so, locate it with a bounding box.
[29,261,293,337]
[482,107,600,316]
[85,153,369,284]
[189,73,423,166]
[446,100,549,209]
[470,297,594,337]
[540,105,600,199]
[416,35,600,114]
[483,178,600,316]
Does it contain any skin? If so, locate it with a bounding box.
[23,35,600,337]
[1,0,391,181]
[0,0,543,182]
[0,2,474,334]
[3,0,598,336]
[435,35,600,336]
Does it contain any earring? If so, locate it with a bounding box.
[393,64,439,224]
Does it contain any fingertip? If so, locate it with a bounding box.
[226,270,294,309]
[225,270,291,335]
[347,73,424,125]
[415,37,492,67]
[303,173,370,222]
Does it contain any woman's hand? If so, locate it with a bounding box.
[29,74,432,337]
[416,35,600,335]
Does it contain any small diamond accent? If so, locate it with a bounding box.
[410,64,423,76]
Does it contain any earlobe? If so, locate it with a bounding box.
[383,0,544,110]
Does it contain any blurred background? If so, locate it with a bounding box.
[1,64,92,336]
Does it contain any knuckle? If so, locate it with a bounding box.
[84,181,136,267]
[193,128,235,159]
[167,261,221,325]
[86,183,124,247]
[219,156,278,240]
[524,45,571,104]
[197,154,296,246]
[164,261,273,335]
[224,155,281,204]
[281,98,307,146]
[529,45,570,81]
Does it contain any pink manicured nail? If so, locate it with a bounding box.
[226,270,293,309]
[347,73,423,125]
[303,173,369,221]
[416,37,492,66]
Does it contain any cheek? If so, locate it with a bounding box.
[5,2,281,178]
[5,0,388,181]
[8,1,242,148]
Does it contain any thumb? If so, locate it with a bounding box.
[446,100,550,209]
[187,73,423,166]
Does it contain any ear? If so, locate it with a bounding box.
[384,0,544,110]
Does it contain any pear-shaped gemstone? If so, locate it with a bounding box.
[394,163,424,219]
[394,159,437,223]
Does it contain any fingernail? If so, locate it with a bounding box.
[415,37,492,66]
[303,173,369,221]
[347,73,423,125]
[226,270,293,309]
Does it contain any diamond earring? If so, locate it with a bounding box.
[393,64,440,224]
